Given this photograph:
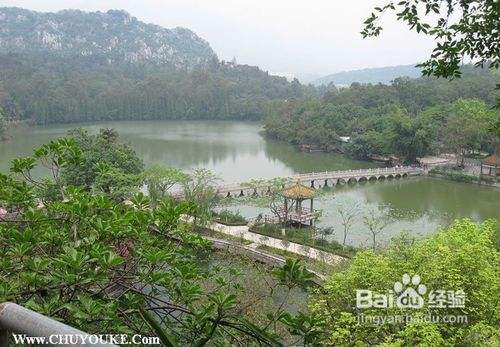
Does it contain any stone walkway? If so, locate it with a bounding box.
[181,215,346,265]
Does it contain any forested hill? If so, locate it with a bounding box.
[313,64,422,86]
[0,8,309,124]
[0,7,216,68]
[264,67,499,163]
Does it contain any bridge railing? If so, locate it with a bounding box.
[0,302,116,346]
[191,166,423,194]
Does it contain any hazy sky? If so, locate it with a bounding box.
[1,0,435,79]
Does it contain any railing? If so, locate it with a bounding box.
[0,302,116,346]
[172,166,423,197]
[216,166,422,192]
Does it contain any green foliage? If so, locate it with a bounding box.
[0,7,310,125]
[362,0,499,79]
[62,128,144,193]
[274,258,316,290]
[213,210,247,226]
[264,77,500,162]
[182,168,220,227]
[141,165,189,207]
[0,51,310,124]
[310,219,500,345]
[0,137,318,345]
[429,168,478,183]
[251,223,357,258]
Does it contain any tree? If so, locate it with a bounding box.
[142,165,189,207]
[62,128,144,192]
[389,111,432,162]
[362,0,499,79]
[336,199,360,248]
[310,219,499,345]
[0,138,317,345]
[363,205,392,251]
[443,99,493,165]
[182,168,220,227]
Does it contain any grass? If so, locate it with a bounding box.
[250,223,357,258]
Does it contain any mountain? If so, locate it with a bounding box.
[313,64,422,86]
[0,8,311,125]
[0,7,216,68]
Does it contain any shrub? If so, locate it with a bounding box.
[213,209,248,225]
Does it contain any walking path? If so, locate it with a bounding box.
[206,236,327,282]
[182,216,346,266]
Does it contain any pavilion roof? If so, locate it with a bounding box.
[282,183,315,199]
[483,154,500,166]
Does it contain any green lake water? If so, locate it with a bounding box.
[2,120,499,246]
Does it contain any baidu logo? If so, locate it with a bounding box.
[356,273,462,309]
[393,274,427,309]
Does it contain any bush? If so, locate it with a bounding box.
[429,167,478,183]
[310,219,499,345]
[213,210,248,225]
[250,223,356,258]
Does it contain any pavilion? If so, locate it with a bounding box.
[480,154,500,177]
[276,182,320,226]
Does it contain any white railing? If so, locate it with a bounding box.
[172,166,423,197]
[216,166,421,191]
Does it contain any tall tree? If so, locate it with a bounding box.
[336,199,360,249]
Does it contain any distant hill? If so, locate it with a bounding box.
[0,8,311,125]
[313,64,422,86]
[0,7,216,68]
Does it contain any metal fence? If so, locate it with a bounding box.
[0,302,116,346]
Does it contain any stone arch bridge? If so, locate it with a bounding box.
[215,166,422,198]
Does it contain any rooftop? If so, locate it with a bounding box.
[282,183,315,199]
[483,154,500,166]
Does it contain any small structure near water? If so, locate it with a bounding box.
[275,182,320,226]
[369,154,402,166]
[481,155,500,177]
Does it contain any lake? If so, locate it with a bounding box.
[2,120,499,246]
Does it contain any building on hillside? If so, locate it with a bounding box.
[369,154,402,167]
[480,155,500,176]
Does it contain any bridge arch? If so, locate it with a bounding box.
[358,176,368,182]
[347,177,357,184]
[368,176,377,181]
[387,174,394,179]
[402,173,408,178]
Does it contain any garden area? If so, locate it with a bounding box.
[249,223,357,258]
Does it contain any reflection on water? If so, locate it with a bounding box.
[1,120,499,246]
[1,120,377,181]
